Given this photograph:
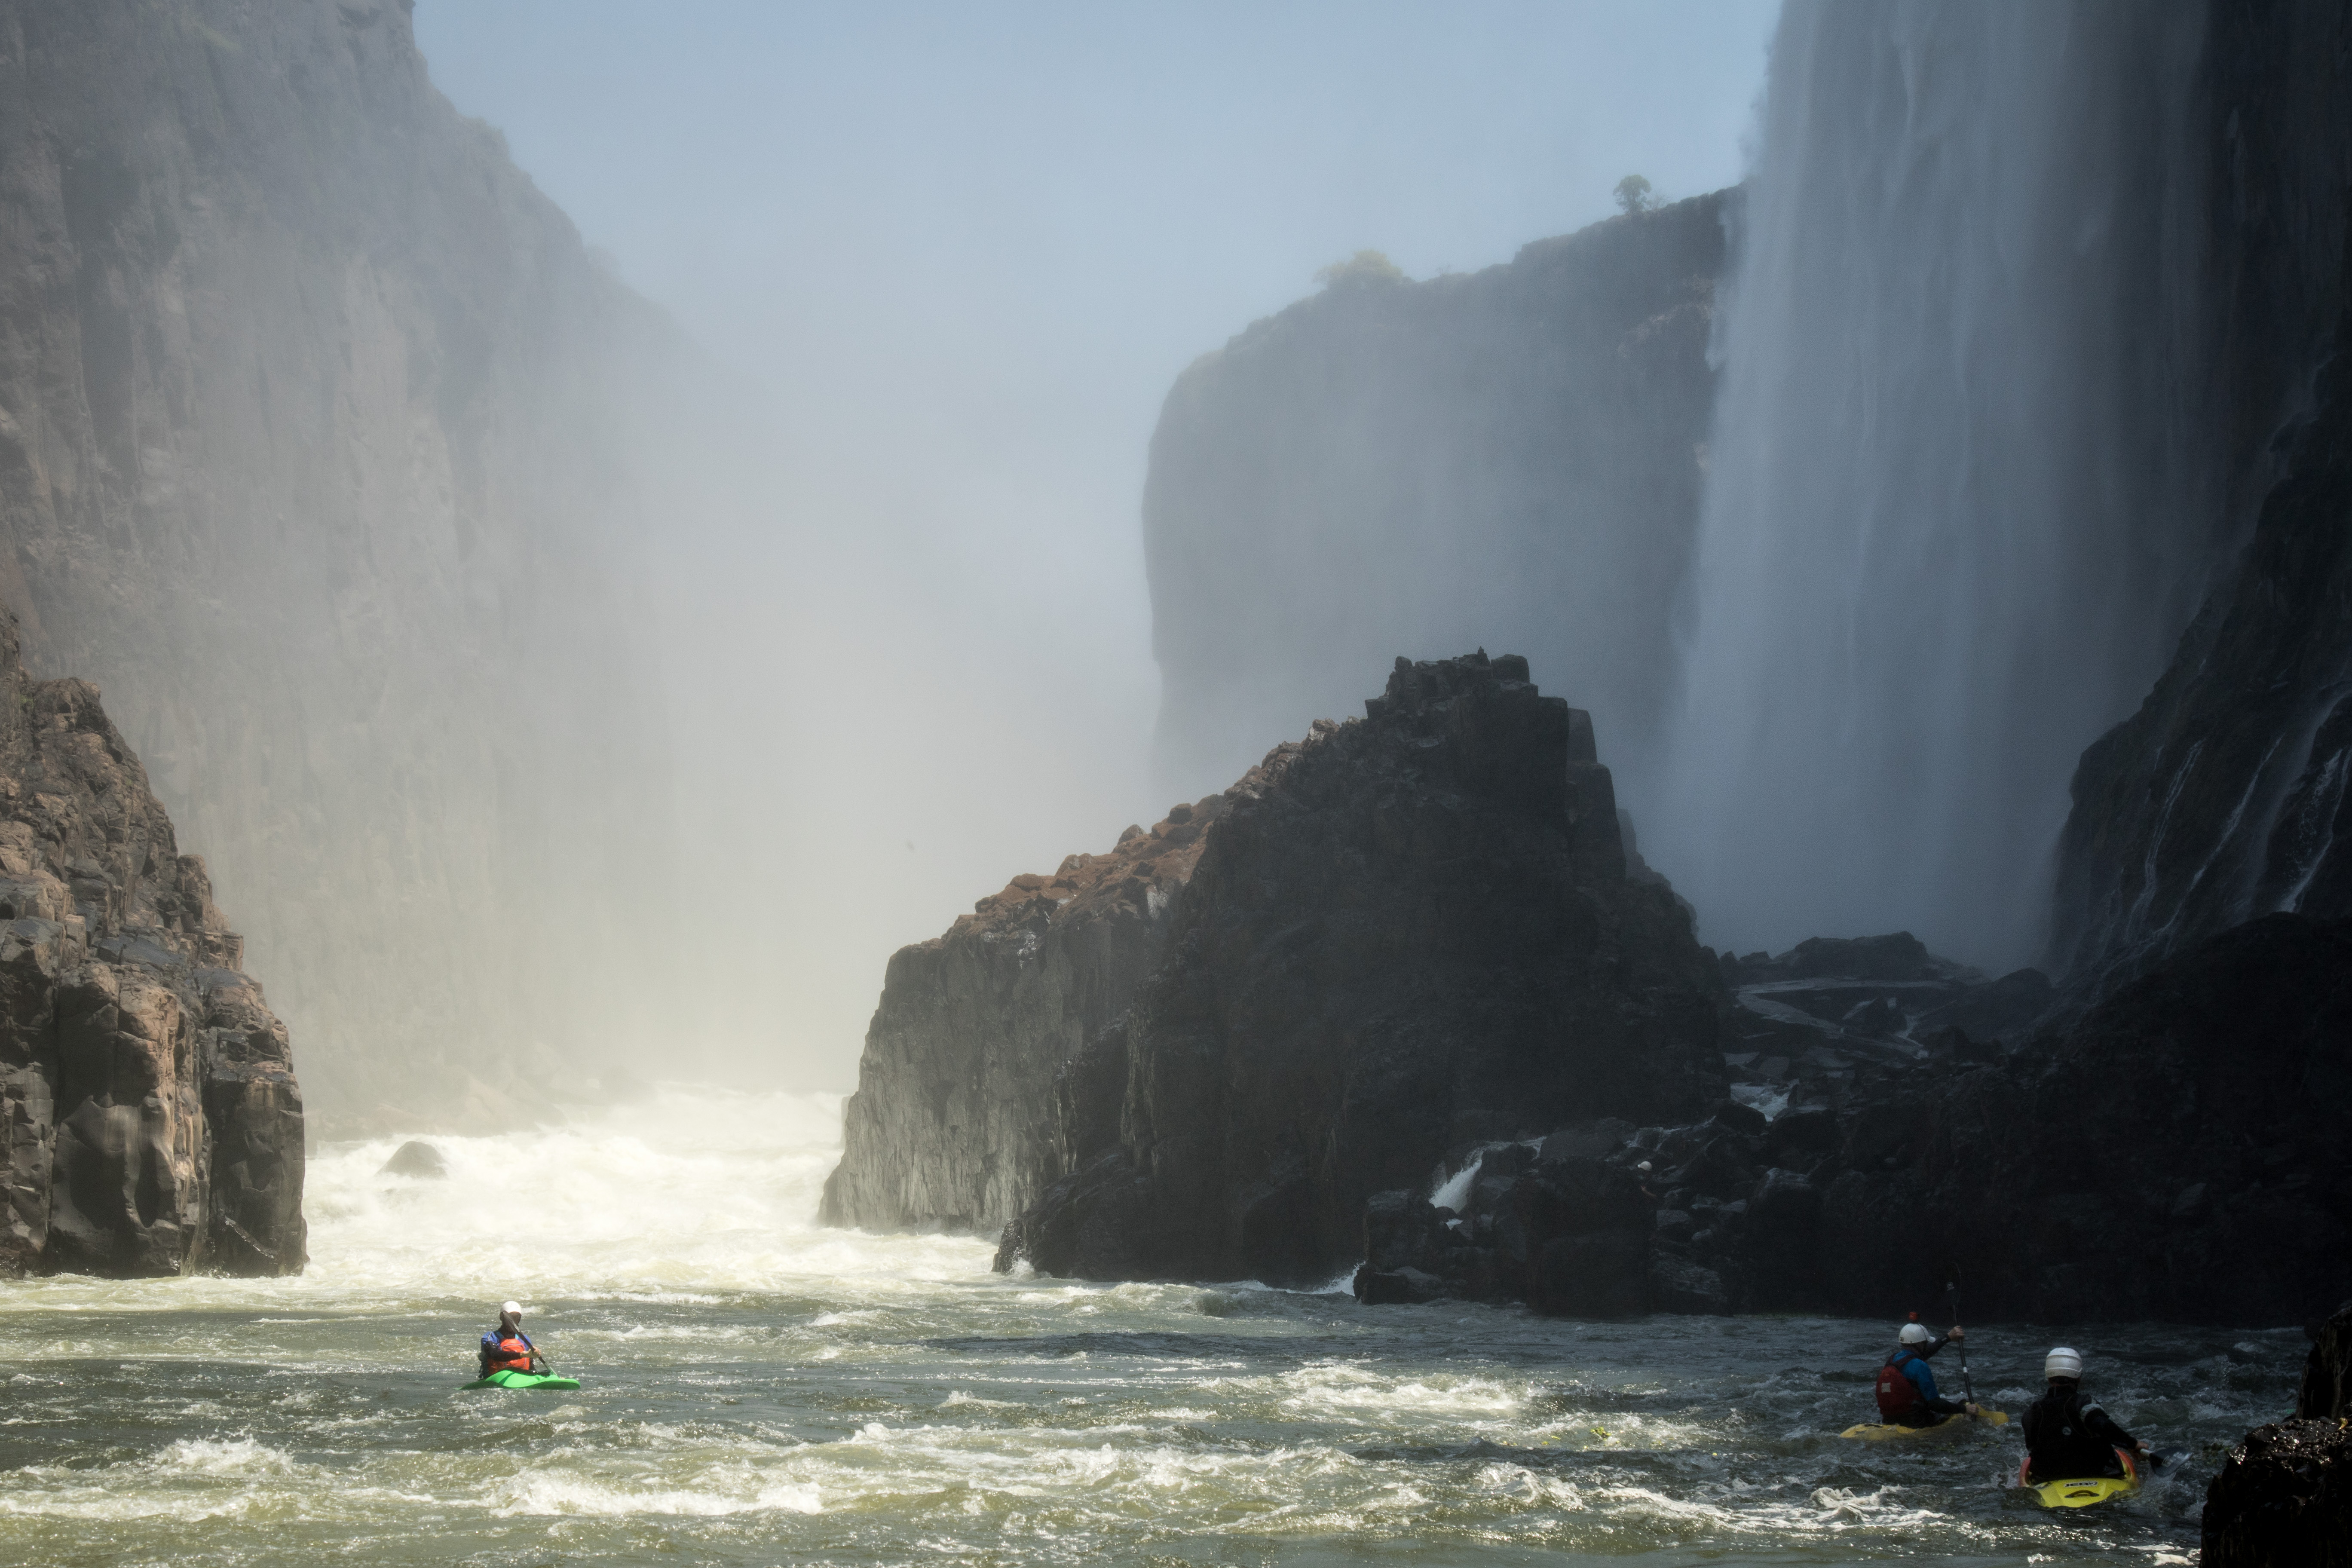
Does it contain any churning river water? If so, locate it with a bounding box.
[0,1087,2298,1565]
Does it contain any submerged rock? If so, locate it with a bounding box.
[997,652,1725,1289]
[0,616,305,1278]
[380,1141,448,1180]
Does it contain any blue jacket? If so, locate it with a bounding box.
[1891,1348,1942,1402]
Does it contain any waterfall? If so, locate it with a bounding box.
[1654,0,2222,971]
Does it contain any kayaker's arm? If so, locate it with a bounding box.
[2081,1400,2141,1454]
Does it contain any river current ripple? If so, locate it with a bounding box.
[0,1087,2294,1565]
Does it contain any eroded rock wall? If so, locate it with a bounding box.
[0,0,677,1128]
[1145,199,1724,796]
[997,652,1726,1288]
[2052,0,2352,997]
[0,614,303,1277]
[819,799,1224,1233]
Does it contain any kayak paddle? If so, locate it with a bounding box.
[1946,1274,1977,1411]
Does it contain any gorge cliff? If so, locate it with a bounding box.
[2051,0,2352,1001]
[1144,199,1724,797]
[996,652,1725,1288]
[0,0,679,1127]
[0,613,303,1277]
[821,796,1226,1234]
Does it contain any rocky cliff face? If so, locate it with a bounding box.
[2051,0,2352,996]
[995,652,1726,1288]
[0,0,677,1128]
[0,614,303,1277]
[820,798,1224,1233]
[1144,200,1724,796]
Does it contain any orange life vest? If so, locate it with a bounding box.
[490,1333,534,1373]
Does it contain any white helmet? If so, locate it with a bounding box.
[501,1300,523,1319]
[2045,1346,2083,1380]
[1899,1322,1933,1345]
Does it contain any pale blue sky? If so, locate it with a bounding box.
[409,1,1779,1078]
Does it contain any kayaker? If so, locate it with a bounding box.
[1875,1318,1980,1427]
[2021,1347,2146,1481]
[478,1301,543,1378]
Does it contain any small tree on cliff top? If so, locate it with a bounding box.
[1315,249,1406,289]
[1614,174,1656,214]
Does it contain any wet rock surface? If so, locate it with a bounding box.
[819,799,1225,1233]
[2203,1305,2352,1568]
[0,615,303,1277]
[997,652,1726,1288]
[2050,0,2352,1002]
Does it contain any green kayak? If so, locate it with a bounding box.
[462,1370,581,1390]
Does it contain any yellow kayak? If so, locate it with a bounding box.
[1839,1410,2009,1440]
[2019,1451,2141,1508]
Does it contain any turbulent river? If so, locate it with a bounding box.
[0,1087,2295,1565]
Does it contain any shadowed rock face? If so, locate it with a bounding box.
[2051,0,2352,1000]
[1144,199,1725,796]
[820,799,1227,1234]
[996,652,1726,1288]
[1351,912,2347,1325]
[2201,1300,2352,1567]
[0,614,303,1277]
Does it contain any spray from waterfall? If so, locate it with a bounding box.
[1654,0,2223,971]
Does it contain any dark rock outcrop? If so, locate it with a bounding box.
[819,800,1224,1233]
[0,0,678,1128]
[1353,911,2346,1324]
[0,615,303,1277]
[2051,0,2352,1001]
[2201,1300,2352,1567]
[380,1141,447,1180]
[1145,199,1725,793]
[995,652,1725,1288]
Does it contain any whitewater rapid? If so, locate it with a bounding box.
[0,1087,2284,1563]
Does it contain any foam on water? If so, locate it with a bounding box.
[0,1084,2301,1564]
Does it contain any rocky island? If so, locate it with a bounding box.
[0,614,303,1277]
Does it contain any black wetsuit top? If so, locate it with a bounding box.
[2021,1381,2138,1480]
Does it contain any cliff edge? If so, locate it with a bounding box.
[0,613,304,1277]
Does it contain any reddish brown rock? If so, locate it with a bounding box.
[0,614,303,1277]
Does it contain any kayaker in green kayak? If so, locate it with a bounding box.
[2021,1347,2146,1483]
[478,1301,548,1379]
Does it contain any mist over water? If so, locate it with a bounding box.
[0,1093,2283,1562]
[1657,0,2223,970]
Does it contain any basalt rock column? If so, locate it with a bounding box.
[998,652,1724,1288]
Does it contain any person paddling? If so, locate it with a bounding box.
[478,1301,545,1379]
[1876,1318,1980,1428]
[2021,1347,2146,1481]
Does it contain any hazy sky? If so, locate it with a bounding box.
[411,1,1777,1084]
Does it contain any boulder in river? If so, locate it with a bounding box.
[380,1141,448,1179]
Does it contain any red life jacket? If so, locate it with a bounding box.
[1876,1353,1923,1420]
[490,1333,534,1373]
